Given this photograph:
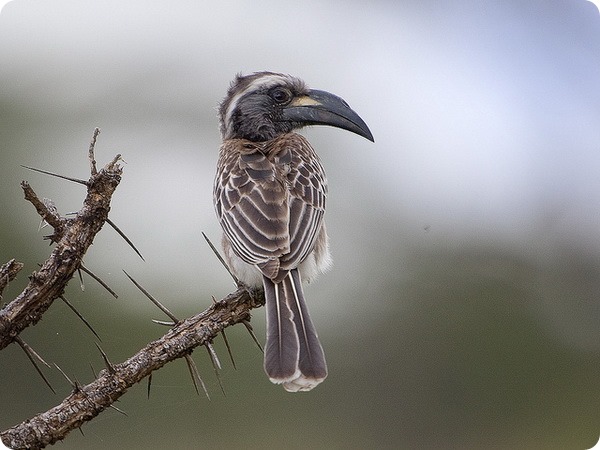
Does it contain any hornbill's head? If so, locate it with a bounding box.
[219,71,374,143]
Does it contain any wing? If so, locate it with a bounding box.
[214,134,327,280]
[214,140,290,271]
[278,134,327,271]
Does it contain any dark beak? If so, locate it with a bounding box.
[281,89,374,142]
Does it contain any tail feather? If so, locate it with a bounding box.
[263,277,300,382]
[263,269,327,392]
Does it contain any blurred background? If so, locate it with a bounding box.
[1,0,599,448]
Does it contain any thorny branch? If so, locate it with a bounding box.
[1,286,264,449]
[0,129,266,449]
[0,129,122,351]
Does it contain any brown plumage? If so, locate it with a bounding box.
[213,72,373,391]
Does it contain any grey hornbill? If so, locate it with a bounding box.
[214,72,373,392]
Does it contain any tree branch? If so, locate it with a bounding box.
[0,153,122,350]
[0,129,268,449]
[1,286,264,449]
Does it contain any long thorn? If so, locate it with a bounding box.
[242,320,263,353]
[106,218,145,261]
[185,355,199,396]
[184,354,210,401]
[212,295,236,368]
[109,404,128,416]
[54,363,77,391]
[90,363,97,379]
[202,232,238,285]
[17,337,51,368]
[77,268,85,291]
[79,264,118,299]
[95,342,115,374]
[20,165,87,185]
[151,319,177,326]
[60,295,102,341]
[15,337,55,394]
[206,342,222,370]
[221,329,236,370]
[123,270,178,322]
[205,344,226,396]
[38,218,49,232]
[147,373,152,399]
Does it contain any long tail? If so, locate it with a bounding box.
[263,269,327,392]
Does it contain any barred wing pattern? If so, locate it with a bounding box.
[214,133,328,281]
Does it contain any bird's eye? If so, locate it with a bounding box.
[271,88,292,104]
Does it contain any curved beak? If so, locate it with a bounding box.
[281,89,374,142]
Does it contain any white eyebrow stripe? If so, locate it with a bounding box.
[223,74,292,137]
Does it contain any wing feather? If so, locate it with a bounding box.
[214,134,327,279]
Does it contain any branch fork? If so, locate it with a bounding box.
[0,130,123,350]
[1,128,267,449]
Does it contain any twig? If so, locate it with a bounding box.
[21,181,68,240]
[89,127,100,175]
[0,259,24,300]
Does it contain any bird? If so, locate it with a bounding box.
[213,72,373,392]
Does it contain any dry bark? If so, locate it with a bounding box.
[0,129,264,449]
